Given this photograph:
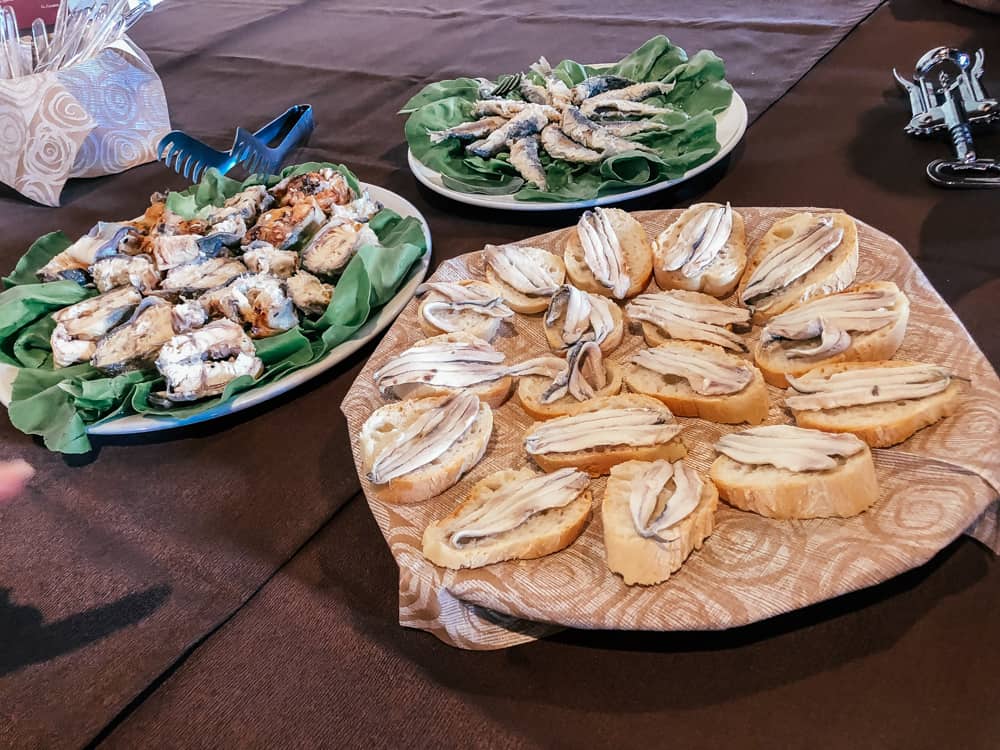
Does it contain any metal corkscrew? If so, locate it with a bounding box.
[893,47,1000,188]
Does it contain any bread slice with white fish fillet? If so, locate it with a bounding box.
[421,467,593,569]
[416,279,515,341]
[483,243,566,314]
[623,341,769,425]
[738,211,859,324]
[543,284,625,356]
[524,394,687,477]
[653,202,747,297]
[563,207,653,300]
[517,341,624,420]
[785,360,964,448]
[373,332,515,408]
[625,289,751,352]
[359,391,493,504]
[754,281,910,388]
[603,459,719,585]
[709,424,879,519]
[374,331,566,408]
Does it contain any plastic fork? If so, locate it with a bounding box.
[157,105,314,182]
[230,104,315,177]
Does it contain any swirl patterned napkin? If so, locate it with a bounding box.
[0,38,169,206]
[342,208,1000,651]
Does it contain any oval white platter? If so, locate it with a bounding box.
[407,90,747,212]
[0,183,432,436]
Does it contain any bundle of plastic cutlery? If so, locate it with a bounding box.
[0,0,161,79]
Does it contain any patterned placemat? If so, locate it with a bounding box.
[341,208,1000,650]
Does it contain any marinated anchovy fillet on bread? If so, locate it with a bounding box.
[653,202,747,297]
[523,394,686,476]
[416,280,515,341]
[422,467,592,569]
[517,341,623,420]
[374,332,565,408]
[754,281,910,387]
[543,284,624,355]
[786,360,963,447]
[624,341,769,424]
[625,289,750,352]
[484,243,566,314]
[709,424,879,519]
[603,459,719,585]
[738,211,859,324]
[359,391,493,504]
[563,208,652,299]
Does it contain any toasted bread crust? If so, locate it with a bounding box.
[401,377,513,409]
[484,246,566,314]
[738,211,859,325]
[422,468,592,569]
[754,282,910,387]
[417,279,509,341]
[631,289,750,353]
[543,296,625,356]
[533,437,688,477]
[652,205,747,297]
[788,360,963,447]
[623,341,769,425]
[525,394,687,477]
[359,396,493,504]
[516,360,624,420]
[385,332,513,408]
[563,208,653,299]
[710,447,879,519]
[603,461,719,585]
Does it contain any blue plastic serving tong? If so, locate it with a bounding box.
[157,104,315,182]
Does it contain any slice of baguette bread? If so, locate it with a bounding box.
[623,341,769,424]
[788,360,963,448]
[754,282,910,387]
[710,446,879,519]
[563,208,653,299]
[633,289,749,352]
[383,332,513,408]
[417,279,509,341]
[526,394,687,476]
[516,360,624,420]
[421,468,592,569]
[484,246,566,314]
[652,204,747,297]
[738,211,859,325]
[543,295,625,356]
[359,394,493,504]
[603,460,719,585]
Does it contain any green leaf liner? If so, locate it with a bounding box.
[0,163,428,453]
[403,35,734,202]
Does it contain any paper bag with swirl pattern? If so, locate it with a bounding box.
[0,39,169,207]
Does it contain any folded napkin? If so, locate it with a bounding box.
[0,38,169,206]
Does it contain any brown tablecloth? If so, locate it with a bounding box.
[1,0,998,747]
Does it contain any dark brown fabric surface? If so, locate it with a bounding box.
[1,0,996,747]
[96,0,1000,747]
[0,2,884,748]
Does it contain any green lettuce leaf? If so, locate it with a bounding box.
[399,77,482,114]
[3,232,73,287]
